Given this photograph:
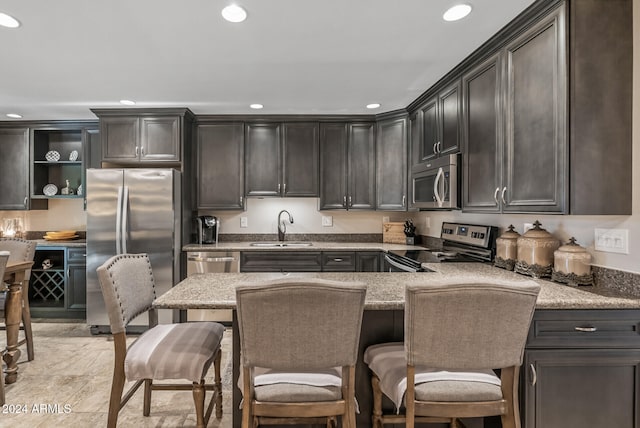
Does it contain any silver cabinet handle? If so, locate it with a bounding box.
[140,146,144,155]
[135,146,139,156]
[437,141,442,153]
[348,196,352,207]
[333,258,344,262]
[530,364,537,386]
[494,187,500,204]
[240,196,243,205]
[67,268,70,279]
[24,197,28,207]
[278,183,281,193]
[343,196,347,207]
[283,183,286,193]
[433,142,437,154]
[575,326,597,332]
[501,187,507,205]
[402,195,406,207]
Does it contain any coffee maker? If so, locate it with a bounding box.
[196,215,219,244]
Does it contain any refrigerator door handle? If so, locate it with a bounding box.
[121,186,129,254]
[115,186,124,255]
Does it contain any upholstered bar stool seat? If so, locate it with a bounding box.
[125,322,224,382]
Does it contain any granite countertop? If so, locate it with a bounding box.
[183,241,427,252]
[154,263,640,311]
[33,239,86,248]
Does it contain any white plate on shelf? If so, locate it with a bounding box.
[45,150,60,161]
[43,183,58,196]
[69,150,78,161]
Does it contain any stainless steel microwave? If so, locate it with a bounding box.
[411,154,460,210]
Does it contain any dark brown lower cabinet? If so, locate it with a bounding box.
[523,310,640,428]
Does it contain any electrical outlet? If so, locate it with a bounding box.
[425,217,431,229]
[595,228,629,254]
[322,216,333,227]
[240,217,248,228]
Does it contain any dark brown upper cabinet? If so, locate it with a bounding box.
[419,79,461,163]
[91,108,193,165]
[196,122,245,210]
[244,122,318,197]
[320,122,375,210]
[0,127,30,210]
[376,115,407,211]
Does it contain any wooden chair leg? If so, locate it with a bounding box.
[0,371,4,406]
[371,374,384,428]
[21,280,34,361]
[193,380,206,428]
[143,379,152,416]
[214,348,223,419]
[406,365,416,428]
[500,366,520,428]
[107,334,127,428]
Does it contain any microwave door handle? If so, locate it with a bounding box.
[434,167,444,207]
[121,186,129,254]
[115,186,123,255]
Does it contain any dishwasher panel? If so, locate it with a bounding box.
[186,251,239,323]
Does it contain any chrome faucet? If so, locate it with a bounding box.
[277,210,294,241]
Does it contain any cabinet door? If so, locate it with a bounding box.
[66,249,86,311]
[319,123,348,210]
[245,123,281,197]
[524,349,640,428]
[376,117,407,211]
[420,98,438,162]
[282,122,318,197]
[0,128,30,210]
[197,123,244,210]
[356,252,382,272]
[439,80,461,156]
[101,116,139,162]
[462,53,502,212]
[348,123,375,210]
[503,7,566,213]
[140,116,180,162]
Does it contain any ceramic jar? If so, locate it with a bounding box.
[551,238,594,286]
[514,220,560,278]
[494,225,520,271]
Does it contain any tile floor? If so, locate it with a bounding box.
[1,322,233,427]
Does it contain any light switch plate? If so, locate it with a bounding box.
[322,216,333,227]
[240,217,248,228]
[594,228,629,254]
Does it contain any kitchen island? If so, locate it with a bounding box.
[154,265,640,428]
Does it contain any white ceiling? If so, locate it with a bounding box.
[1,0,536,121]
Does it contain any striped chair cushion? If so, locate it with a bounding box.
[125,322,224,382]
[364,343,501,410]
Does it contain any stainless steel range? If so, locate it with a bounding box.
[385,222,498,272]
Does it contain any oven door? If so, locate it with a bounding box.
[411,154,459,210]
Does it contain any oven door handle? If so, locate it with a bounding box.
[433,167,444,208]
[384,254,418,272]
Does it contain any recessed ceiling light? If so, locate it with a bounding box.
[0,12,20,28]
[6,113,22,119]
[443,4,472,21]
[222,5,247,23]
[120,99,136,106]
[366,103,381,109]
[250,104,263,109]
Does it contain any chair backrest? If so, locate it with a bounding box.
[0,251,8,282]
[405,277,540,370]
[96,253,156,334]
[236,278,367,370]
[0,238,36,280]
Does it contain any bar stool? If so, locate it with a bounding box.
[0,251,9,405]
[365,278,540,428]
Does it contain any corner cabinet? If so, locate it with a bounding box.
[91,108,194,165]
[320,122,375,210]
[196,122,245,210]
[376,116,407,211]
[244,122,319,197]
[0,127,30,210]
[523,309,640,428]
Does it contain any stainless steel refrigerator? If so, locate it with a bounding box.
[86,168,181,334]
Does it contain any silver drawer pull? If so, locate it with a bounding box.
[574,326,597,332]
[333,258,343,262]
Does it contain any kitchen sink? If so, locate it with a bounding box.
[249,242,313,247]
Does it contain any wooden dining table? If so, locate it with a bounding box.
[3,260,33,385]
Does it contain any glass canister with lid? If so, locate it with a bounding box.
[514,220,560,278]
[551,237,594,286]
[495,225,520,271]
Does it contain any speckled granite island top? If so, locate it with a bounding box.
[154,263,640,311]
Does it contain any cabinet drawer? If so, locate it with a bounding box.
[322,252,356,272]
[527,310,640,349]
[241,251,322,272]
[67,248,87,264]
